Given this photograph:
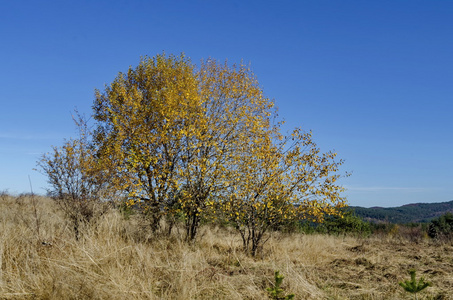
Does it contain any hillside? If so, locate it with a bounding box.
[352,200,453,224]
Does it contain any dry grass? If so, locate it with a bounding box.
[1,194,452,299]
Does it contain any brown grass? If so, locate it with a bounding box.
[1,194,452,299]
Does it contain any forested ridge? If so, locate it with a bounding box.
[352,200,453,224]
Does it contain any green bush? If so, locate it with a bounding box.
[428,212,453,239]
[323,209,371,236]
[298,208,371,236]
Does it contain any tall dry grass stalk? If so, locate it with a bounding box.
[1,195,452,299]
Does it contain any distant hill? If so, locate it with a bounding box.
[351,200,453,224]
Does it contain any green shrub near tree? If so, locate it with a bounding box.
[297,208,371,236]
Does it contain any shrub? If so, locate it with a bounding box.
[428,212,453,240]
[37,115,113,240]
[298,208,371,237]
[322,209,371,236]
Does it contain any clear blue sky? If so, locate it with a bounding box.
[1,0,452,207]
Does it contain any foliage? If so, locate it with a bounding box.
[221,127,347,256]
[177,58,276,241]
[428,212,453,240]
[93,54,199,232]
[267,270,295,300]
[399,269,431,300]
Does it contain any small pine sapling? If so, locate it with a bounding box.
[399,269,431,300]
[267,270,295,300]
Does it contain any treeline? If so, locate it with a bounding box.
[291,206,453,242]
[352,201,453,224]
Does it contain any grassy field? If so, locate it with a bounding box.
[1,194,452,299]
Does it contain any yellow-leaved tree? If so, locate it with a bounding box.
[177,59,276,240]
[40,53,348,246]
[222,128,347,256]
[92,55,276,240]
[93,54,201,232]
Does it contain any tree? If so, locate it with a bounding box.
[399,269,431,300]
[44,53,347,245]
[92,55,276,240]
[37,114,112,240]
[93,54,200,232]
[177,59,275,240]
[221,128,347,256]
[267,270,295,300]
